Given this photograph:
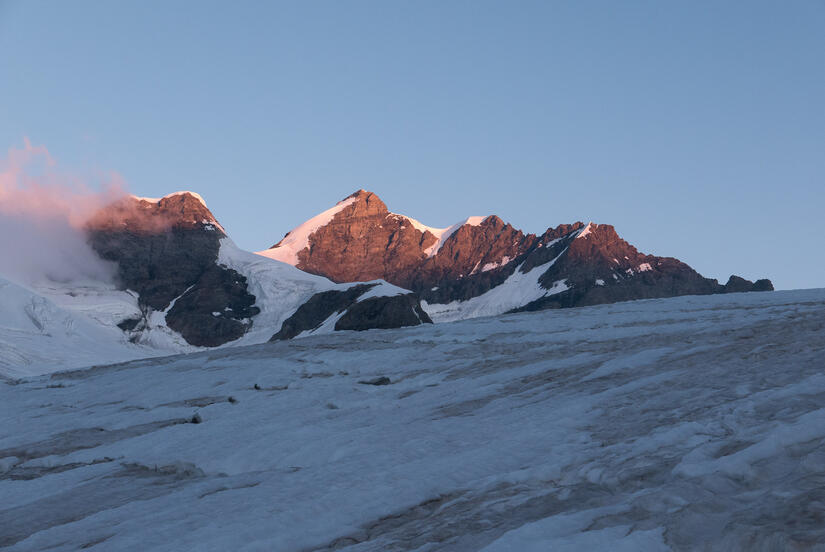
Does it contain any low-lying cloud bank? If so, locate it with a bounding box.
[0,138,126,287]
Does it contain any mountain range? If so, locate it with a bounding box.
[0,189,772,376]
[260,190,772,320]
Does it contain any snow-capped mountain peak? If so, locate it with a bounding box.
[257,194,359,265]
[254,190,774,323]
[131,190,209,208]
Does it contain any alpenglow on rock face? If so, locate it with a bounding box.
[84,191,431,349]
[259,190,773,322]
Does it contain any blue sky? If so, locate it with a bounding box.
[1,0,823,289]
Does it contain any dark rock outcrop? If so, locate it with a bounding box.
[335,294,432,331]
[519,223,722,311]
[166,265,260,347]
[751,279,775,292]
[86,193,259,346]
[723,275,775,294]
[358,377,392,386]
[116,317,142,332]
[271,284,375,340]
[271,284,431,341]
[86,193,227,311]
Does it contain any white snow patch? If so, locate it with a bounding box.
[576,222,593,239]
[639,262,653,272]
[256,196,358,265]
[220,239,414,343]
[423,250,569,323]
[398,214,489,257]
[0,277,160,378]
[132,191,208,208]
[296,309,347,339]
[356,281,409,302]
[0,236,422,377]
[595,279,605,286]
[218,238,348,343]
[481,256,512,273]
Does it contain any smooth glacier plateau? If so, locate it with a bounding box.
[1,289,824,551]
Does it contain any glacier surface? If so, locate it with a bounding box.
[1,289,824,550]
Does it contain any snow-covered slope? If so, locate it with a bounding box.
[1,289,823,550]
[394,213,489,257]
[0,277,161,378]
[0,238,417,377]
[257,195,359,264]
[422,250,569,323]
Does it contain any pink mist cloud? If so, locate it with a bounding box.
[0,138,127,287]
[0,137,127,227]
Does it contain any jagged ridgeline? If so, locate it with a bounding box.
[260,190,773,322]
[78,189,771,349]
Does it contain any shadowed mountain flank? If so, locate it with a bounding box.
[85,193,258,346]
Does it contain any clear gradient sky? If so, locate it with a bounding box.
[1,1,823,290]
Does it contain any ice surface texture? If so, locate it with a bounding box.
[1,289,824,550]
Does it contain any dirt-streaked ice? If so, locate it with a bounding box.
[1,289,824,550]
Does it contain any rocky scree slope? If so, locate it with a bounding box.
[260,190,773,319]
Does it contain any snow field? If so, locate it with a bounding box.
[0,289,824,550]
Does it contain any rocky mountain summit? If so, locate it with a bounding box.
[260,190,773,321]
[86,192,259,346]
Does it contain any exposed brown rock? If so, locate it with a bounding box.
[264,190,774,313]
[289,190,435,284]
[517,232,719,312]
[270,190,538,294]
[412,215,534,289]
[86,193,221,235]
